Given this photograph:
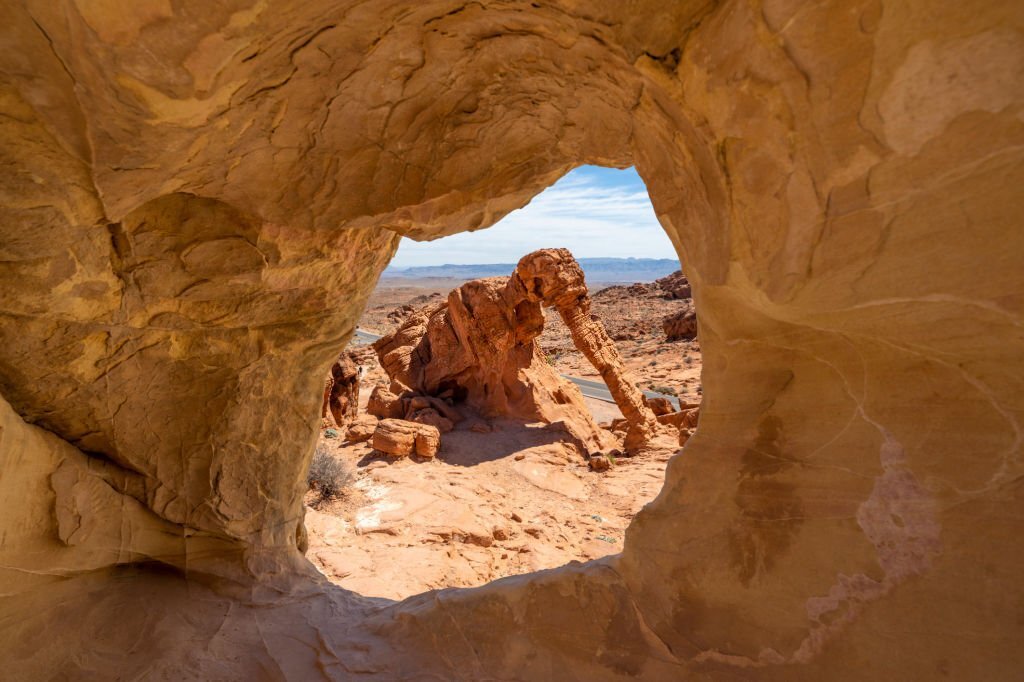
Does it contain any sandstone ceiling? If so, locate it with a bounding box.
[1,0,1022,679]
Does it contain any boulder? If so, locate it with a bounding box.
[367,385,405,419]
[345,414,378,443]
[645,397,675,416]
[372,419,441,459]
[657,407,699,430]
[405,395,462,424]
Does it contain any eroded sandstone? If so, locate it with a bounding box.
[371,248,665,452]
[0,0,1021,679]
[322,353,360,427]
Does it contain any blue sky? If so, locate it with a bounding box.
[390,166,675,267]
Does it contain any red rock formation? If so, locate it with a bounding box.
[321,353,360,427]
[654,271,692,300]
[0,2,1018,679]
[373,419,441,459]
[373,274,612,451]
[513,249,667,449]
[366,385,404,419]
[372,248,667,451]
[345,415,378,443]
[663,308,698,341]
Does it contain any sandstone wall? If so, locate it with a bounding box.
[1,0,1021,679]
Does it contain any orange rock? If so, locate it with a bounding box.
[345,414,378,442]
[409,408,453,434]
[372,419,441,459]
[367,385,405,419]
[663,308,697,341]
[646,397,674,416]
[373,272,610,450]
[372,249,670,451]
[321,353,360,427]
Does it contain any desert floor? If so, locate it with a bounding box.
[306,276,699,600]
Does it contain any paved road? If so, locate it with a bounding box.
[351,328,680,411]
[353,329,380,345]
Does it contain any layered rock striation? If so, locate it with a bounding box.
[0,1,1022,680]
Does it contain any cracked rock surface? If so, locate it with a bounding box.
[1,0,1022,679]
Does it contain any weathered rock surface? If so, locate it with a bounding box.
[515,249,667,450]
[409,408,454,434]
[373,274,611,451]
[322,353,360,427]
[0,1,1021,680]
[366,386,405,420]
[345,414,379,443]
[373,248,661,451]
[662,307,698,341]
[654,271,692,300]
[372,419,441,459]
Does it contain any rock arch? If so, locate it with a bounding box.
[0,0,1021,678]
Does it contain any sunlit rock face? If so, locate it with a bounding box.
[1,0,1022,679]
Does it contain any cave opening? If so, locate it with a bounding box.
[2,1,1018,676]
[303,165,702,600]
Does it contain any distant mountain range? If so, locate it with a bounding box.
[383,257,680,283]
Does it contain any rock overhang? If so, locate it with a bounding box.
[0,0,1022,679]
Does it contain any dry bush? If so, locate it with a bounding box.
[307,443,353,506]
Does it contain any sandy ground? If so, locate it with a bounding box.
[305,276,697,600]
[305,396,683,601]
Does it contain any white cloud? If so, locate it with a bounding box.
[390,166,676,267]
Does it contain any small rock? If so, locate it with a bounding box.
[510,512,523,523]
[589,455,610,472]
[645,397,674,416]
[523,526,543,538]
[492,527,509,541]
[514,453,525,461]
[469,421,493,433]
[465,531,494,548]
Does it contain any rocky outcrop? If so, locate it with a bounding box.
[662,308,698,341]
[373,273,613,451]
[654,271,691,300]
[0,1,1021,680]
[372,248,661,450]
[512,249,667,450]
[322,353,360,427]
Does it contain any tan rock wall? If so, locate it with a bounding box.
[0,0,1021,679]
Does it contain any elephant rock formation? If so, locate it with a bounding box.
[373,248,665,452]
